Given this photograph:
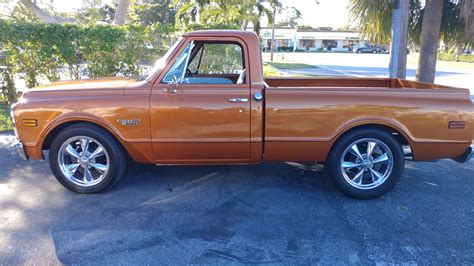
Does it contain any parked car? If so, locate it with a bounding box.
[354,46,385,53]
[11,30,474,199]
[385,48,410,55]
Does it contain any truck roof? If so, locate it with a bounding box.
[183,30,258,38]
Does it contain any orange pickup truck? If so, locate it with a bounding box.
[11,30,474,199]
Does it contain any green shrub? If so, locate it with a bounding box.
[0,101,12,131]
[0,20,168,89]
[438,52,474,63]
[277,46,294,52]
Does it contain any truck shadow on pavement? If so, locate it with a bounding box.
[1,132,473,264]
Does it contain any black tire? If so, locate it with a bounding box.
[326,128,404,199]
[49,123,127,193]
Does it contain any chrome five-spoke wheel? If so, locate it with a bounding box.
[58,136,110,187]
[340,138,393,190]
[49,123,127,193]
[327,128,404,199]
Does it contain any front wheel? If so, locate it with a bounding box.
[49,123,127,193]
[326,129,404,199]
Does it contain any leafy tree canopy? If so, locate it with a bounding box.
[350,0,473,48]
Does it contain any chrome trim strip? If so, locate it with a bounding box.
[228,98,249,103]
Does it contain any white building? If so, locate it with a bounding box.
[252,27,367,52]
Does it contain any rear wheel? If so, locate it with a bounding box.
[49,123,127,193]
[326,128,404,199]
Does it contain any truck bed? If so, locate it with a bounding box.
[262,77,473,162]
[264,77,458,90]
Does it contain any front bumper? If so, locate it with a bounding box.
[14,139,27,160]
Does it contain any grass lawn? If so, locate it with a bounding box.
[263,63,320,78]
[263,62,284,77]
[266,62,318,69]
[407,53,473,69]
[0,102,12,131]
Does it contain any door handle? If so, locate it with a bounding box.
[163,87,177,93]
[228,98,249,103]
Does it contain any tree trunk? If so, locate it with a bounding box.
[241,20,249,30]
[459,0,473,41]
[389,0,409,79]
[454,47,460,62]
[416,0,444,83]
[19,0,75,24]
[114,0,131,25]
[1,69,17,104]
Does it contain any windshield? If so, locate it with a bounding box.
[145,37,183,81]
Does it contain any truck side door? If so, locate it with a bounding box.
[150,37,251,163]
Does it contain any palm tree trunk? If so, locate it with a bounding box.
[459,0,473,41]
[114,0,131,25]
[241,20,249,30]
[416,0,444,83]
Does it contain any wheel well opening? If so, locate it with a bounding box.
[43,121,136,164]
[42,121,122,151]
[324,123,412,163]
[336,124,410,147]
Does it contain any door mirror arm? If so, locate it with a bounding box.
[164,75,178,93]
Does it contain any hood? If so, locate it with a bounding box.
[29,77,135,92]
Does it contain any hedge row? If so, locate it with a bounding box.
[438,52,474,63]
[0,20,174,89]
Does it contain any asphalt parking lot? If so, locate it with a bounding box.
[0,132,473,264]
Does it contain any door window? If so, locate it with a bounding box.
[163,41,246,85]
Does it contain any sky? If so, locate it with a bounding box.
[2,0,352,29]
[278,0,351,28]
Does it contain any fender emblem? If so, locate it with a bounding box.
[118,119,141,126]
[448,121,464,129]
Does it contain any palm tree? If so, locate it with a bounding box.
[18,0,75,24]
[114,0,131,25]
[349,0,394,45]
[416,0,444,83]
[174,0,281,35]
[349,0,473,83]
[174,0,210,27]
[459,0,473,41]
[240,0,282,36]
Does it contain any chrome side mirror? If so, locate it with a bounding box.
[164,75,178,93]
[171,75,178,86]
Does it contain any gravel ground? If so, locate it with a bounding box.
[0,132,473,264]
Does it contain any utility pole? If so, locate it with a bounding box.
[270,7,276,62]
[389,0,409,79]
